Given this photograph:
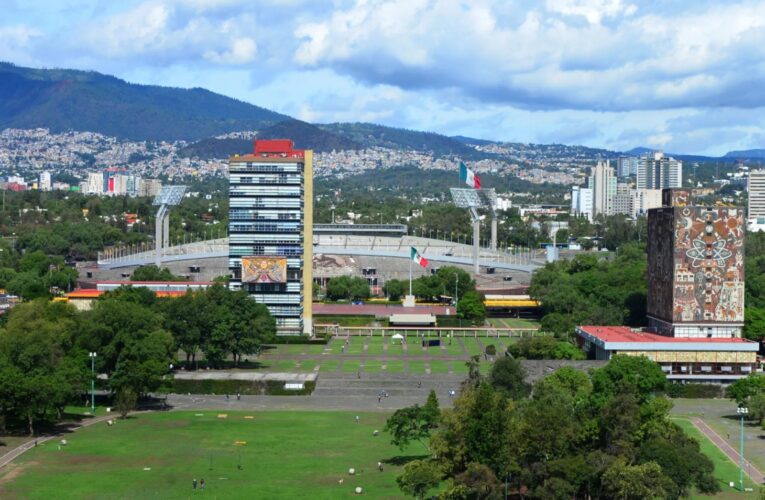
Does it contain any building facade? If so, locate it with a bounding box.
[571,186,594,221]
[637,152,682,190]
[39,171,51,191]
[748,169,765,232]
[588,160,616,217]
[647,188,745,338]
[228,140,313,335]
[617,156,638,177]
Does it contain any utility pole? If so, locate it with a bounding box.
[89,352,97,414]
[738,406,748,491]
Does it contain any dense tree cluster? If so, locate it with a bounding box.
[383,266,475,303]
[506,336,585,360]
[529,243,647,337]
[0,284,275,435]
[325,276,371,301]
[393,355,719,499]
[131,265,186,282]
[0,250,78,299]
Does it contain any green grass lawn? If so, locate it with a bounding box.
[345,339,366,355]
[0,411,426,499]
[428,361,451,374]
[672,418,758,498]
[365,337,387,356]
[319,360,339,373]
[408,361,426,375]
[488,317,541,329]
[385,361,404,373]
[297,360,317,372]
[304,344,328,355]
[362,361,383,373]
[462,338,485,356]
[342,360,361,373]
[452,360,469,375]
[443,340,465,356]
[273,360,298,371]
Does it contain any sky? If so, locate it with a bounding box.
[3,0,765,155]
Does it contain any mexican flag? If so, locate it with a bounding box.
[459,162,481,189]
[411,247,428,268]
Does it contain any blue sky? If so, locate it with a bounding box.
[3,0,765,155]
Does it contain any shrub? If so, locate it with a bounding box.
[485,344,496,356]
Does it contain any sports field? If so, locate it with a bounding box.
[0,411,427,499]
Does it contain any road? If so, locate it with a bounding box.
[692,417,765,485]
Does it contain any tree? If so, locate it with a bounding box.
[384,279,406,301]
[325,276,370,301]
[507,336,585,360]
[726,374,765,405]
[748,392,765,425]
[489,357,531,400]
[601,458,668,500]
[131,265,185,281]
[115,388,137,418]
[457,291,485,323]
[385,404,436,451]
[590,354,666,404]
[422,390,440,429]
[396,459,441,499]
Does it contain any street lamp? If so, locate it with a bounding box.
[737,406,748,491]
[89,352,97,414]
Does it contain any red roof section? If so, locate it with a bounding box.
[93,281,216,285]
[253,139,304,159]
[578,325,753,343]
[66,290,188,299]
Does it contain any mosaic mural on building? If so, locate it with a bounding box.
[648,204,745,325]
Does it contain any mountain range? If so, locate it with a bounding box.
[0,62,761,161]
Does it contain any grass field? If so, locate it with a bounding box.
[672,418,758,499]
[0,411,426,499]
[487,317,541,329]
[385,361,404,373]
[319,360,339,372]
[429,361,451,374]
[408,361,427,375]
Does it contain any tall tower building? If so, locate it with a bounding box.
[748,169,765,232]
[616,156,638,177]
[228,139,313,335]
[571,186,594,221]
[637,152,682,189]
[86,172,103,194]
[587,160,616,217]
[647,188,745,337]
[39,171,52,191]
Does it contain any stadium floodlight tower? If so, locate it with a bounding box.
[450,188,497,274]
[152,185,186,268]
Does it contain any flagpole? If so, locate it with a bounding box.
[409,252,412,296]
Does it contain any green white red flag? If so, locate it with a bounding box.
[411,247,428,268]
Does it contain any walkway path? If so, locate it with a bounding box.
[691,417,765,485]
[0,414,115,469]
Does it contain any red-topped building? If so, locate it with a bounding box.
[576,188,759,382]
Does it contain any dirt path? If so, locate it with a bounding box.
[691,417,765,485]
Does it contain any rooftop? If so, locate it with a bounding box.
[578,325,753,344]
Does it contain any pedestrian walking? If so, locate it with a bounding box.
[193,478,197,490]
[378,395,381,403]
[377,461,383,472]
[200,479,205,491]
[357,371,361,379]
[355,415,360,424]
[237,393,241,401]
[225,394,229,400]
[417,381,421,388]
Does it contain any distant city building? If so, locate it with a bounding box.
[495,196,512,211]
[7,175,24,185]
[127,175,142,197]
[632,189,662,217]
[748,169,765,232]
[571,186,594,221]
[86,172,103,194]
[576,188,756,381]
[616,156,638,177]
[610,183,632,217]
[587,160,616,217]
[140,179,163,197]
[228,139,314,335]
[38,171,52,191]
[637,151,682,190]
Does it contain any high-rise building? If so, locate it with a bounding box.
[86,172,103,194]
[616,156,638,177]
[587,160,616,217]
[637,152,682,190]
[127,176,142,197]
[228,139,313,335]
[39,171,52,191]
[647,188,744,337]
[571,186,593,221]
[140,179,163,197]
[610,183,632,216]
[747,169,765,232]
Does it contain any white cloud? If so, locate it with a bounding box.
[0,25,42,64]
[204,37,257,65]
